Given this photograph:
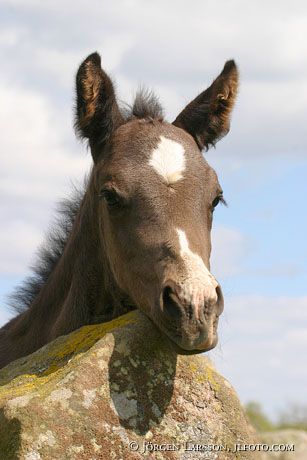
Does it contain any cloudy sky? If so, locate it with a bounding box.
[0,0,306,418]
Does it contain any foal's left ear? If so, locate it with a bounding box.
[173,60,239,150]
[75,52,124,162]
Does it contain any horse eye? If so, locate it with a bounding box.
[212,196,221,209]
[211,194,226,211]
[99,189,121,208]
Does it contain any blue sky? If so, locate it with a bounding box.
[0,0,306,419]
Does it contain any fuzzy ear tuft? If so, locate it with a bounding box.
[75,52,124,161]
[173,60,239,150]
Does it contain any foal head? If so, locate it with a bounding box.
[75,53,238,352]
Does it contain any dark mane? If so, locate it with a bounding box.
[7,181,87,315]
[122,88,164,121]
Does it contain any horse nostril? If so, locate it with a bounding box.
[215,285,224,315]
[202,284,224,320]
[162,285,183,320]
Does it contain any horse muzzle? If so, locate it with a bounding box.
[157,279,224,352]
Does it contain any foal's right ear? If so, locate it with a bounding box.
[75,52,124,162]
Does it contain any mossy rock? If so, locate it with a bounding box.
[0,310,259,459]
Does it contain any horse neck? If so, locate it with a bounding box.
[18,175,117,344]
[0,173,135,369]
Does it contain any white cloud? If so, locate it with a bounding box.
[0,79,91,193]
[0,0,306,158]
[0,221,42,275]
[228,78,307,155]
[26,36,136,89]
[0,27,25,47]
[0,79,91,276]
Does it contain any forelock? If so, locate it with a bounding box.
[121,88,164,121]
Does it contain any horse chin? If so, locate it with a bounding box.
[168,333,219,355]
[150,310,219,355]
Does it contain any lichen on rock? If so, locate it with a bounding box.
[0,310,259,459]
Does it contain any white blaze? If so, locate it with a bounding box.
[149,136,185,184]
[176,228,218,319]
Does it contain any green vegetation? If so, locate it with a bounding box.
[277,404,307,431]
[245,401,307,433]
[245,402,275,432]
